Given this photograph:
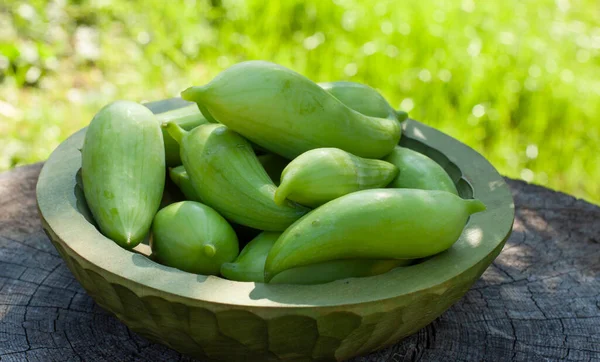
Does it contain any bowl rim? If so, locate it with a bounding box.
[36,98,514,309]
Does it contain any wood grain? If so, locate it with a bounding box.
[1,164,599,361]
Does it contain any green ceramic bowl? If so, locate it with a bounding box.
[36,98,514,362]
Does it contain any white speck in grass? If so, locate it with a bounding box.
[472,104,485,118]
[217,56,230,68]
[18,4,36,20]
[20,43,39,63]
[0,100,21,119]
[521,168,534,182]
[467,40,481,57]
[0,55,8,70]
[74,26,100,61]
[529,65,541,78]
[344,63,358,77]
[398,23,411,35]
[462,0,475,13]
[67,88,83,104]
[381,21,393,35]
[418,69,431,82]
[560,69,574,83]
[303,32,325,50]
[592,34,600,49]
[385,45,399,58]
[400,98,414,112]
[526,144,539,159]
[342,11,357,31]
[25,66,41,83]
[438,69,452,82]
[499,32,515,45]
[44,125,61,142]
[137,31,150,45]
[545,59,558,73]
[556,0,570,12]
[576,49,590,63]
[362,41,377,55]
[525,78,537,91]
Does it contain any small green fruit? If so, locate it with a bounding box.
[151,201,239,275]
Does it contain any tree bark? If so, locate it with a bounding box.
[0,163,598,361]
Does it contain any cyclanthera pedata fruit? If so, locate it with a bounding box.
[156,104,208,166]
[274,148,398,207]
[384,146,458,194]
[151,201,239,275]
[81,100,165,249]
[164,122,309,231]
[220,232,412,284]
[264,189,486,281]
[181,61,401,159]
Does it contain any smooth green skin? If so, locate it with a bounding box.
[274,148,399,208]
[318,81,399,121]
[165,122,309,231]
[169,155,288,201]
[81,101,165,249]
[257,153,289,186]
[385,146,458,195]
[150,201,239,275]
[264,189,487,281]
[181,61,401,159]
[156,104,209,166]
[169,166,202,202]
[220,232,412,284]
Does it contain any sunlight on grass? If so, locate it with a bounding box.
[1,0,599,204]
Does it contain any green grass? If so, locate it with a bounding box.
[1,0,599,204]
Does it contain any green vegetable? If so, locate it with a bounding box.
[274,148,398,207]
[151,201,239,275]
[164,122,309,231]
[169,165,201,202]
[81,101,165,249]
[264,189,486,281]
[318,81,399,120]
[384,146,458,194]
[156,104,209,166]
[220,231,280,282]
[181,61,401,159]
[257,153,289,185]
[220,232,412,284]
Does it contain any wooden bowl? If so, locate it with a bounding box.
[36,98,514,362]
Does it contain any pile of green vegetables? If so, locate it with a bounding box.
[81,61,486,285]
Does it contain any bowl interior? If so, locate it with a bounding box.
[37,99,514,308]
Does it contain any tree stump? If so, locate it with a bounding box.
[0,163,598,361]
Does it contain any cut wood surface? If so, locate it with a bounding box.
[0,163,598,362]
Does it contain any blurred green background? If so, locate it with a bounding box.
[1,0,598,204]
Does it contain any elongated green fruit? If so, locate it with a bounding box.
[151,201,238,275]
[156,104,209,166]
[164,122,309,230]
[220,232,412,284]
[318,81,398,120]
[274,148,398,208]
[257,153,289,186]
[81,101,165,249]
[181,61,401,159]
[169,166,202,202]
[384,146,458,194]
[264,189,486,281]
